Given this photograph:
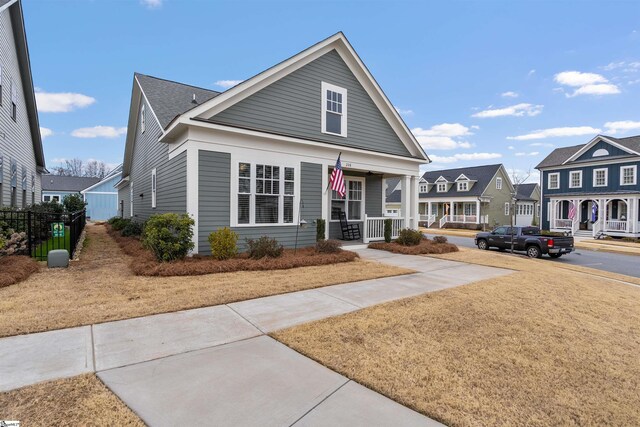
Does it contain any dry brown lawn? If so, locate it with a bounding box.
[0,223,412,338]
[0,255,40,288]
[273,249,640,426]
[0,374,144,426]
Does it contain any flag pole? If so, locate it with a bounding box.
[325,152,342,194]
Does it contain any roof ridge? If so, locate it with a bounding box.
[135,72,221,95]
[423,163,502,174]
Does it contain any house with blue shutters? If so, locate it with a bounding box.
[536,134,640,238]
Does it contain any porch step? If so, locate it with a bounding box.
[572,230,593,237]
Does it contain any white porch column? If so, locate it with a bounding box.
[476,199,481,224]
[633,197,639,233]
[186,146,199,254]
[410,176,419,229]
[400,175,411,228]
[321,163,329,239]
[428,201,432,217]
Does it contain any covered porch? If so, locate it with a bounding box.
[418,198,489,228]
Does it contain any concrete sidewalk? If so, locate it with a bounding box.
[1,250,512,425]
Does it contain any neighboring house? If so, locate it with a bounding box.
[384,177,401,216]
[81,164,122,220]
[42,175,100,203]
[117,32,430,253]
[0,0,45,208]
[536,134,640,238]
[514,183,541,227]
[417,164,515,229]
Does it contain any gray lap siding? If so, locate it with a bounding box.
[328,174,382,240]
[197,150,321,254]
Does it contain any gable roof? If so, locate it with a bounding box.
[536,134,640,169]
[42,175,100,192]
[387,188,401,203]
[81,164,123,194]
[2,0,45,171]
[385,177,401,197]
[515,183,538,201]
[420,164,505,197]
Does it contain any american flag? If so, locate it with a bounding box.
[568,201,577,220]
[330,154,346,198]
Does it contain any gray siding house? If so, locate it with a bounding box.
[117,32,429,253]
[0,0,45,208]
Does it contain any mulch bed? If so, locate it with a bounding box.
[368,239,459,255]
[0,255,40,288]
[106,225,359,277]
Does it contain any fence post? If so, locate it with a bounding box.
[27,210,32,256]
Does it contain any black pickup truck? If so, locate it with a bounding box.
[474,226,574,258]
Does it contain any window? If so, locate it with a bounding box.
[419,183,428,193]
[10,79,17,122]
[457,181,468,191]
[569,170,582,188]
[463,203,476,215]
[436,183,447,192]
[236,162,296,225]
[141,104,145,134]
[44,194,60,203]
[43,195,51,202]
[151,168,157,208]
[331,178,364,221]
[496,177,502,190]
[493,227,507,235]
[321,82,347,137]
[548,173,559,189]
[130,182,134,217]
[620,165,637,186]
[504,202,510,216]
[593,148,609,157]
[593,168,608,187]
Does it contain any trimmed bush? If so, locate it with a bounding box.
[109,217,131,231]
[142,213,195,262]
[245,236,283,259]
[62,193,88,212]
[316,218,326,242]
[384,218,392,243]
[433,235,448,244]
[208,227,239,260]
[121,220,144,237]
[315,239,342,254]
[396,228,423,246]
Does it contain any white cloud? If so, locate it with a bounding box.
[603,61,626,71]
[71,126,127,138]
[515,151,540,157]
[628,79,640,85]
[411,123,474,150]
[507,126,601,141]
[554,71,620,97]
[529,142,555,147]
[501,91,519,98]
[472,103,543,118]
[603,120,640,135]
[394,106,414,116]
[507,145,515,150]
[35,90,95,113]
[527,69,536,77]
[470,125,480,130]
[40,127,53,139]
[140,0,162,8]
[51,157,67,164]
[430,152,502,164]
[214,80,243,89]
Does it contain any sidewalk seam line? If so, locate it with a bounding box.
[226,304,267,334]
[288,379,350,426]
[90,325,96,372]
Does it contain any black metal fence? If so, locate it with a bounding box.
[0,209,86,260]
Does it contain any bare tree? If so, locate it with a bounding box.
[52,158,111,178]
[84,160,110,178]
[64,158,84,176]
[509,167,532,254]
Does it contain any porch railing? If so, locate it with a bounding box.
[419,214,436,228]
[363,215,404,243]
[439,214,484,225]
[605,220,627,232]
[554,219,573,229]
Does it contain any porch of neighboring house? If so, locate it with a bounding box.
[327,169,420,244]
[418,199,489,229]
[549,195,640,237]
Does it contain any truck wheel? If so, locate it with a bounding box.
[526,245,542,259]
[548,253,562,259]
[477,239,489,250]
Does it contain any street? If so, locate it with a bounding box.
[424,233,640,278]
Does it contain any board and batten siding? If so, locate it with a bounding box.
[197,150,321,254]
[0,7,41,207]
[209,49,411,158]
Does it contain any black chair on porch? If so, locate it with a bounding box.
[338,211,361,241]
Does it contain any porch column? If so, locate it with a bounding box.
[428,201,432,217]
[400,175,411,229]
[321,163,329,239]
[476,199,481,224]
[410,176,419,229]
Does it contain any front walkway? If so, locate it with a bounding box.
[0,250,512,425]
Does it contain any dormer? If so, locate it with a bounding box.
[454,173,477,192]
[418,177,429,194]
[435,176,451,193]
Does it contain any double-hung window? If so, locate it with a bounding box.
[457,181,468,191]
[321,82,347,137]
[236,162,295,225]
[419,183,428,193]
[569,170,582,188]
[620,165,636,186]
[548,173,559,189]
[496,177,502,190]
[504,202,510,216]
[593,168,607,187]
[331,178,363,221]
[151,168,157,208]
[436,183,447,192]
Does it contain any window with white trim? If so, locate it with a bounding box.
[496,177,502,190]
[321,82,347,137]
[236,162,295,225]
[141,104,146,134]
[457,181,468,192]
[151,168,157,208]
[504,202,510,216]
[593,168,607,187]
[569,170,582,188]
[419,183,428,193]
[331,178,364,221]
[548,173,559,190]
[620,165,636,185]
[436,183,447,192]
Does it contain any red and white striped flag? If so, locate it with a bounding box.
[329,154,346,198]
[568,201,577,220]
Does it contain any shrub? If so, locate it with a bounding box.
[315,239,342,254]
[208,227,239,260]
[110,217,131,231]
[0,231,28,256]
[384,218,392,243]
[621,237,639,243]
[433,235,448,244]
[62,193,88,212]
[245,236,283,259]
[396,228,423,246]
[316,218,326,242]
[142,213,194,262]
[121,220,144,237]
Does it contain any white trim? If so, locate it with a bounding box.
[84,191,117,195]
[548,172,560,190]
[436,182,447,193]
[419,183,428,193]
[504,202,510,216]
[496,177,502,190]
[0,0,18,14]
[538,156,640,171]
[129,182,134,218]
[457,181,469,192]
[186,147,199,253]
[320,81,347,137]
[151,167,157,208]
[563,135,640,164]
[321,163,329,239]
[42,193,61,202]
[329,176,365,222]
[593,168,608,187]
[569,170,582,189]
[620,165,637,186]
[80,169,123,194]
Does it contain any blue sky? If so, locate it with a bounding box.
[25,0,640,182]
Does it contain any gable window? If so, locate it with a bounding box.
[620,165,636,186]
[321,82,347,137]
[593,168,608,187]
[592,148,609,157]
[419,183,428,193]
[436,183,447,193]
[548,173,559,190]
[141,104,146,134]
[151,168,157,208]
[331,177,364,221]
[496,177,502,190]
[457,181,468,192]
[235,162,296,226]
[569,171,582,188]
